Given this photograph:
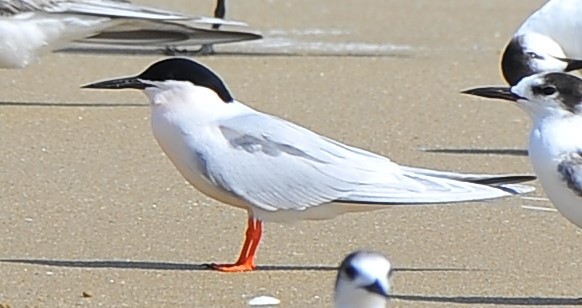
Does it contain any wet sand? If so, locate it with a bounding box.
[3,0,582,307]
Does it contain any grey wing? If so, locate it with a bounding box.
[0,0,52,15]
[557,151,582,197]
[58,1,248,26]
[0,0,244,25]
[0,0,133,16]
[44,0,193,20]
[202,113,526,213]
[207,114,378,211]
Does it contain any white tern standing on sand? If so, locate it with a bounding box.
[501,0,582,85]
[464,72,582,228]
[83,57,535,272]
[0,0,260,68]
[335,251,393,308]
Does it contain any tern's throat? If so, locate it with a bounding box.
[145,84,234,127]
[334,289,388,308]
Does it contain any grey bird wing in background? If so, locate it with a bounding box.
[0,0,183,19]
[201,113,534,213]
[1,0,261,48]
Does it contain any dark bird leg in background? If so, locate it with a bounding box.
[164,0,226,55]
[200,0,226,54]
[213,0,226,27]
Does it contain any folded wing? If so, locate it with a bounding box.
[202,113,534,212]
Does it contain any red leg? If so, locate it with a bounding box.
[211,218,263,272]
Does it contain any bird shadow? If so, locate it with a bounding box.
[0,101,146,108]
[392,294,582,306]
[421,148,529,156]
[0,258,332,271]
[0,258,476,273]
[57,47,413,58]
[3,258,576,305]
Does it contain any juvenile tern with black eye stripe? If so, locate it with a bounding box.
[83,57,535,272]
[464,72,582,228]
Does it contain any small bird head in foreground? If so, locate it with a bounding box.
[501,33,582,86]
[335,251,393,308]
[462,72,582,120]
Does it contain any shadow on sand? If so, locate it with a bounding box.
[4,258,574,305]
[0,258,477,273]
[392,294,582,306]
[422,148,528,157]
[0,101,147,108]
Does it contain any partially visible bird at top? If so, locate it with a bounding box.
[198,0,226,55]
[501,0,582,85]
[0,0,261,68]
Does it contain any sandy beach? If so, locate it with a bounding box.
[2,0,582,307]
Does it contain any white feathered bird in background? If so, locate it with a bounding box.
[0,0,261,68]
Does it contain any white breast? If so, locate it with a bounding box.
[529,116,582,228]
[149,99,253,212]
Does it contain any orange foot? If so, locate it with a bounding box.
[209,218,263,273]
[210,262,256,272]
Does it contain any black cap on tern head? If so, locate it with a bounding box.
[501,37,533,86]
[83,58,234,103]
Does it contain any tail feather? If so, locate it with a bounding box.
[493,183,535,195]
[401,166,536,185]
[335,168,536,206]
[470,175,537,186]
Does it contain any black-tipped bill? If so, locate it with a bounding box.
[363,280,389,298]
[564,57,582,72]
[461,86,522,102]
[82,77,149,90]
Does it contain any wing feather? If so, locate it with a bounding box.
[0,0,246,26]
[198,113,529,212]
[558,151,582,197]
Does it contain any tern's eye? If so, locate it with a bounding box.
[526,51,543,59]
[344,265,357,280]
[533,85,557,96]
[541,86,557,96]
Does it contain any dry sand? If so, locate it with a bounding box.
[2,0,581,307]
